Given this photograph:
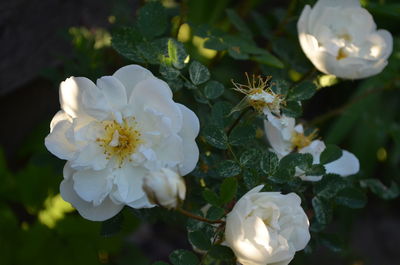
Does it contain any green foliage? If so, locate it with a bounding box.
[169,249,199,265]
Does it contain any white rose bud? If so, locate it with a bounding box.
[143,168,186,209]
[297,0,393,79]
[225,185,310,265]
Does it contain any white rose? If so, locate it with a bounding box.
[45,64,200,221]
[225,185,310,265]
[297,0,393,79]
[143,168,186,209]
[264,114,359,181]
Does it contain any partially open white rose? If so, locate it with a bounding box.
[45,64,200,221]
[225,185,310,265]
[143,168,186,209]
[298,0,393,79]
[264,114,359,181]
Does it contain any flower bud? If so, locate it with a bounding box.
[143,168,186,209]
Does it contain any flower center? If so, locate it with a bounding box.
[291,129,318,150]
[96,117,142,167]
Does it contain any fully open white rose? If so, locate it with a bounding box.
[264,114,359,181]
[297,0,393,79]
[143,168,186,209]
[45,64,200,221]
[225,185,310,265]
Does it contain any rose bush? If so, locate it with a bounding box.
[45,64,199,221]
[225,185,310,265]
[298,0,393,79]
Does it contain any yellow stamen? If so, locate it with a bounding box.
[96,117,142,167]
[336,48,348,60]
[291,129,318,150]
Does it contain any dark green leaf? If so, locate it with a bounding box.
[169,249,199,265]
[282,101,302,118]
[159,64,180,80]
[306,164,326,176]
[229,124,256,146]
[243,169,260,189]
[204,80,224,99]
[360,179,399,200]
[251,11,272,39]
[320,145,342,165]
[208,245,235,260]
[314,174,349,199]
[153,262,170,265]
[319,234,345,253]
[251,53,284,69]
[260,151,279,176]
[240,148,261,168]
[335,187,367,209]
[206,206,225,220]
[228,46,249,59]
[204,37,227,51]
[211,101,234,128]
[270,79,290,96]
[226,9,252,37]
[111,27,145,63]
[216,160,241,178]
[202,189,220,206]
[137,2,167,39]
[287,81,317,101]
[189,61,210,85]
[312,196,332,225]
[202,125,228,150]
[220,177,238,204]
[188,230,211,251]
[167,39,188,69]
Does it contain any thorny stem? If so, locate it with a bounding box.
[177,207,224,224]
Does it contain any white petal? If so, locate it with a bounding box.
[112,64,154,99]
[50,110,71,131]
[264,119,292,157]
[60,77,110,120]
[127,195,155,208]
[96,76,127,110]
[72,169,113,205]
[60,178,123,221]
[325,150,360,177]
[111,165,147,204]
[70,142,108,170]
[130,78,181,133]
[299,140,326,164]
[45,118,75,160]
[177,104,200,175]
[153,134,184,168]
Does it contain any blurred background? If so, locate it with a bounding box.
[0,0,399,264]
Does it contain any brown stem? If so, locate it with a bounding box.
[177,208,224,224]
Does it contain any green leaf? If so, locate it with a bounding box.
[287,81,317,101]
[320,145,342,165]
[226,9,252,37]
[159,64,180,80]
[169,249,199,265]
[251,11,272,39]
[202,125,228,150]
[335,187,367,209]
[251,53,284,69]
[229,124,256,146]
[189,61,210,85]
[211,101,234,128]
[204,80,225,99]
[360,179,399,200]
[281,101,302,118]
[153,262,170,265]
[111,27,145,63]
[188,230,211,251]
[167,39,188,69]
[319,234,344,253]
[202,189,220,206]
[306,164,326,176]
[204,37,227,51]
[270,79,290,96]
[220,177,238,204]
[240,149,261,168]
[228,46,249,60]
[314,174,349,199]
[243,169,260,189]
[260,151,279,176]
[216,160,241,178]
[137,1,167,39]
[208,245,235,260]
[206,206,225,220]
[312,196,332,225]
[100,212,123,237]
